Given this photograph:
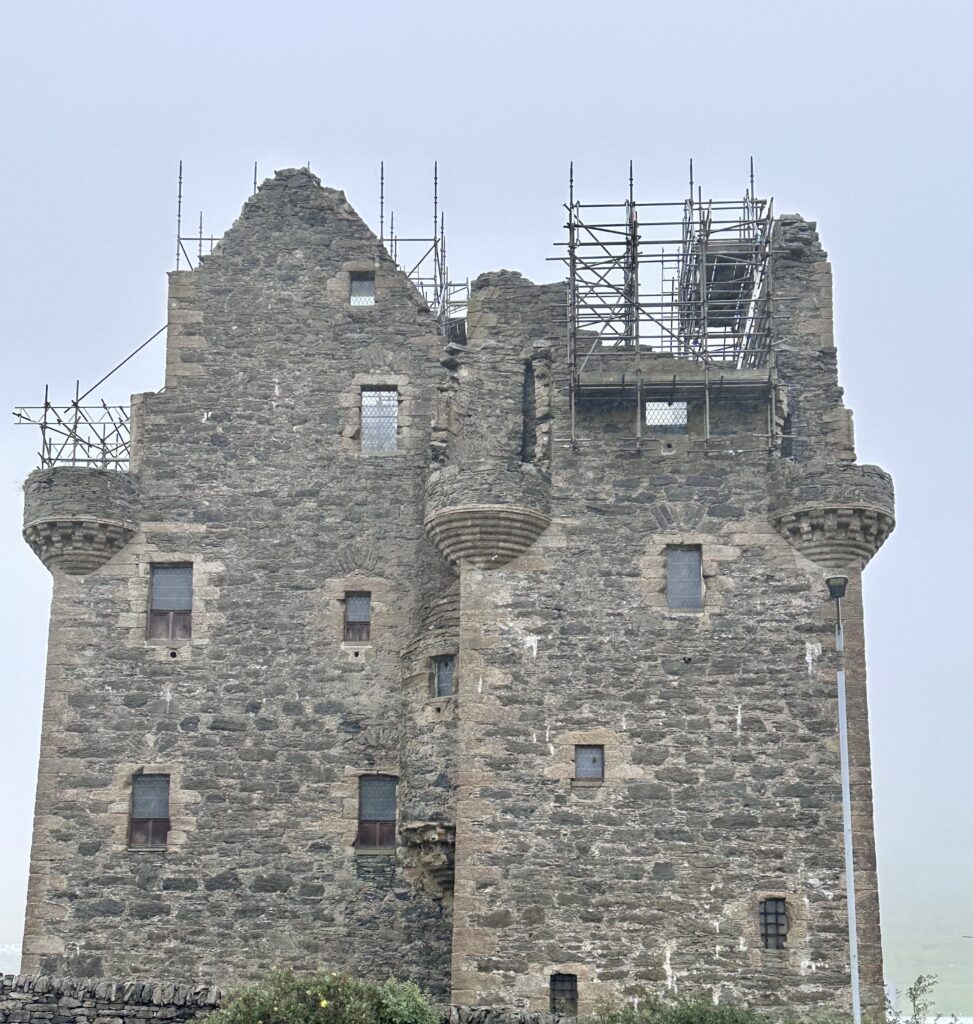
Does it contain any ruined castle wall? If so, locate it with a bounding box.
[21,170,456,996]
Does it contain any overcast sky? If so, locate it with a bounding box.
[1,0,972,1011]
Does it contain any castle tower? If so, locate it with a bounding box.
[20,171,893,1017]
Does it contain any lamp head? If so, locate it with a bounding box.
[825,574,849,600]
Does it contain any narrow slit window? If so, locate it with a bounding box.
[350,271,375,306]
[357,775,397,850]
[520,361,536,463]
[574,745,604,780]
[129,773,170,850]
[344,592,371,642]
[759,897,789,950]
[148,565,192,640]
[666,546,703,610]
[550,974,578,1016]
[433,655,456,697]
[645,400,688,433]
[360,388,398,452]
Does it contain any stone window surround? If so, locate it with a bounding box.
[329,259,384,309]
[318,575,394,660]
[340,372,417,456]
[429,651,458,700]
[337,767,401,857]
[746,890,807,961]
[543,727,636,790]
[107,764,197,855]
[638,533,740,621]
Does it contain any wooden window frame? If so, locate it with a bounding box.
[574,744,605,781]
[356,775,397,852]
[128,774,171,851]
[550,973,578,1016]
[433,654,456,697]
[759,897,789,950]
[343,591,371,643]
[666,545,703,610]
[147,564,193,641]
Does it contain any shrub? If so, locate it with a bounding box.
[205,970,437,1024]
[585,995,764,1024]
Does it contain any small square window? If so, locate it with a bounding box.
[550,974,578,1016]
[344,592,371,642]
[129,774,170,850]
[759,897,789,950]
[360,387,398,453]
[350,271,376,306]
[666,546,702,610]
[357,775,397,850]
[645,400,688,433]
[433,655,456,697]
[574,745,604,780]
[148,565,192,640]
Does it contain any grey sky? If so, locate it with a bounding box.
[2,0,971,1010]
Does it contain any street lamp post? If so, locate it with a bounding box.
[826,573,862,1024]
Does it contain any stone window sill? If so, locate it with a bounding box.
[355,848,396,857]
[571,778,604,788]
[127,847,167,853]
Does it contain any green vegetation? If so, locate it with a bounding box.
[205,971,437,1024]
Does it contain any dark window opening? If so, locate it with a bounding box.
[574,745,604,780]
[433,654,456,697]
[759,897,789,950]
[781,413,795,460]
[361,387,398,452]
[520,361,536,463]
[550,974,578,1016]
[357,775,397,849]
[645,400,688,434]
[148,565,192,640]
[344,592,371,642]
[666,546,703,610]
[350,271,376,306]
[129,773,170,850]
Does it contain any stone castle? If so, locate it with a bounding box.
[18,168,895,1017]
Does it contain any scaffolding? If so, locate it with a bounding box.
[380,162,469,340]
[555,162,778,449]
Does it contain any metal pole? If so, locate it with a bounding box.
[176,160,184,270]
[834,593,863,1024]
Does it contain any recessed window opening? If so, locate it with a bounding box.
[666,546,703,610]
[344,592,371,642]
[550,974,578,1016]
[360,387,398,452]
[645,400,688,433]
[148,565,192,640]
[357,775,397,849]
[574,745,604,780]
[520,361,536,463]
[433,655,456,697]
[350,271,376,306]
[759,897,789,950]
[129,773,170,850]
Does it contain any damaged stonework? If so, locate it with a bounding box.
[400,822,457,892]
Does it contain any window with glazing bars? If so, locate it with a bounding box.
[550,974,578,1016]
[360,388,398,452]
[357,775,396,849]
[759,897,789,950]
[148,565,192,640]
[433,655,456,697]
[350,271,375,306]
[344,592,371,642]
[129,773,170,849]
[645,400,688,433]
[574,745,604,780]
[666,546,702,610]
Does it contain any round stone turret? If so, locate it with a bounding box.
[769,462,894,569]
[23,467,139,574]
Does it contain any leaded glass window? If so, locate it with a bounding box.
[350,271,375,306]
[344,592,371,642]
[361,388,398,452]
[574,745,604,780]
[645,400,688,433]
[550,974,578,1016]
[434,655,456,697]
[129,774,170,849]
[357,775,397,849]
[666,546,702,610]
[148,565,192,640]
[759,897,789,950]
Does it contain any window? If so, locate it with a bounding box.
[148,565,192,640]
[520,361,536,463]
[129,774,170,850]
[759,897,789,950]
[357,775,396,850]
[433,655,456,697]
[574,745,604,780]
[666,546,702,610]
[645,400,688,433]
[344,592,371,642]
[350,271,375,306]
[550,974,578,1016]
[360,388,398,452]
